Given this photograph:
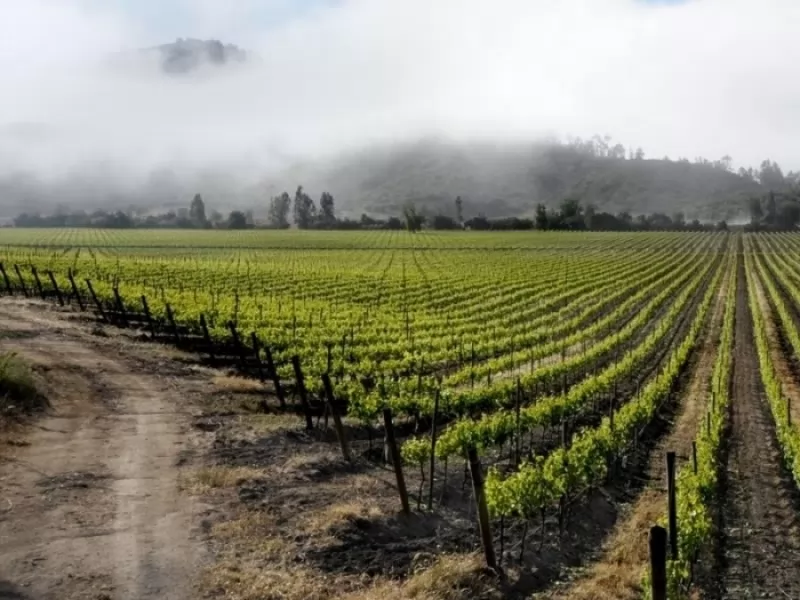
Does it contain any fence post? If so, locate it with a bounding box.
[141,296,155,339]
[13,265,28,298]
[46,271,64,307]
[291,355,314,430]
[31,267,45,300]
[428,388,441,508]
[0,263,13,295]
[199,314,215,360]
[467,447,498,571]
[68,270,84,310]
[667,451,678,560]
[85,279,107,322]
[383,408,411,515]
[263,345,286,408]
[113,287,128,327]
[692,441,698,474]
[165,303,180,345]
[321,373,351,461]
[649,525,668,600]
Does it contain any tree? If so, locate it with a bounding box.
[209,210,224,226]
[749,197,763,224]
[189,193,207,227]
[777,199,800,229]
[559,198,584,229]
[293,186,317,229]
[227,210,247,230]
[584,203,596,230]
[268,192,291,229]
[535,203,549,230]
[760,159,786,190]
[634,147,645,160]
[766,191,777,225]
[403,203,424,233]
[319,192,336,226]
[455,196,464,223]
[431,214,459,230]
[616,211,633,229]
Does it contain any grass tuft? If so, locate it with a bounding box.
[181,466,263,493]
[0,352,44,416]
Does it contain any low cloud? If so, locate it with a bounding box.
[1,0,799,205]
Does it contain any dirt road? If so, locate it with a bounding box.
[0,301,209,600]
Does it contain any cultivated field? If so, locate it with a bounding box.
[2,229,800,599]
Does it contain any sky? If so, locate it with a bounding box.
[1,0,800,188]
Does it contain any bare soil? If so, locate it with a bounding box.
[0,300,213,600]
[714,253,800,598]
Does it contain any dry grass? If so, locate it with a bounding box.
[342,554,501,600]
[550,490,661,600]
[181,465,263,493]
[299,500,384,535]
[213,375,267,394]
[203,509,495,600]
[201,507,332,600]
[247,413,303,434]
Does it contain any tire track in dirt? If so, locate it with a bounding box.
[0,301,209,600]
[716,252,800,599]
[541,254,730,600]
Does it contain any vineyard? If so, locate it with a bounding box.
[4,228,800,598]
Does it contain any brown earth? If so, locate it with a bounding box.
[0,299,213,600]
[714,251,800,598]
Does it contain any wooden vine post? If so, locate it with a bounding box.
[649,525,668,600]
[31,266,45,300]
[321,373,351,461]
[68,270,85,310]
[13,265,29,298]
[291,355,314,430]
[514,378,522,464]
[0,263,13,295]
[249,332,267,381]
[383,407,410,515]
[85,279,107,322]
[113,287,129,327]
[47,271,64,307]
[227,321,248,371]
[666,451,678,560]
[199,314,214,360]
[263,344,286,408]
[165,303,180,345]
[467,447,497,570]
[141,296,156,339]
[428,388,441,508]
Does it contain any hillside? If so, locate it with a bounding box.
[278,139,765,221]
[0,139,765,222]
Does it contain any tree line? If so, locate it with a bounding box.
[11,188,409,231]
[410,196,728,232]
